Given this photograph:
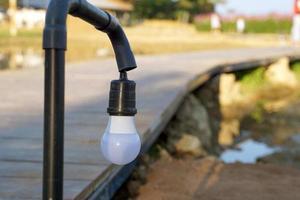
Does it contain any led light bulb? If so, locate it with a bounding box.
[101,72,140,165]
[101,116,141,165]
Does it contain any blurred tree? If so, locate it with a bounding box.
[134,0,177,19]
[133,0,214,21]
[0,0,23,9]
[0,1,8,8]
[208,0,226,4]
[177,0,214,22]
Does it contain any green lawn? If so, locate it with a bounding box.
[195,18,292,34]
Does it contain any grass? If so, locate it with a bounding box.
[0,19,288,64]
[246,19,292,34]
[250,101,265,123]
[0,23,42,53]
[195,18,292,34]
[234,63,300,123]
[236,67,266,92]
[291,62,300,80]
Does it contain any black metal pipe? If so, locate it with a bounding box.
[43,0,136,71]
[43,49,65,200]
[43,0,137,199]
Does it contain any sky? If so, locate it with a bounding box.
[216,0,294,15]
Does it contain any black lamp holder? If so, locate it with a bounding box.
[108,72,137,116]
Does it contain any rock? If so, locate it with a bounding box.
[127,180,141,197]
[194,76,222,154]
[163,94,213,154]
[264,98,293,112]
[175,134,207,157]
[158,146,173,162]
[205,155,218,162]
[219,73,243,106]
[175,94,213,149]
[265,57,297,88]
[218,119,240,146]
[136,165,148,184]
[219,132,233,146]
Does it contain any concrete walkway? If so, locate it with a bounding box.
[0,47,299,199]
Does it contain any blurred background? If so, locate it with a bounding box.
[0,0,298,71]
[1,1,300,199]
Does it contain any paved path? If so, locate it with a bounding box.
[0,47,299,199]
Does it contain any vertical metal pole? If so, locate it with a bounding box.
[43,49,65,200]
[42,1,137,199]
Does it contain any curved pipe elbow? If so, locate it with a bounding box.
[105,19,137,72]
[43,0,136,72]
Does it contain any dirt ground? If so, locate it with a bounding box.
[137,157,300,200]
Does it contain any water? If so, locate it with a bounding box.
[0,50,43,70]
[220,139,280,164]
[290,134,300,144]
[0,48,108,71]
[219,89,300,166]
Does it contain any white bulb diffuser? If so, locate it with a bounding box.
[101,116,141,165]
[101,72,141,165]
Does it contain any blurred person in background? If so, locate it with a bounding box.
[292,0,300,42]
[0,12,4,23]
[211,13,221,33]
[236,17,245,34]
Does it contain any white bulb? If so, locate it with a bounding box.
[101,116,141,165]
